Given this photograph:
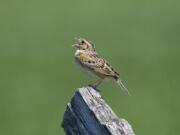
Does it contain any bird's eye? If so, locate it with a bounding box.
[81,40,85,44]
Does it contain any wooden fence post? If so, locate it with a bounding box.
[61,86,135,135]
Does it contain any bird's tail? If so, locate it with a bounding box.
[115,79,131,96]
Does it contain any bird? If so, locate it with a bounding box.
[72,37,130,95]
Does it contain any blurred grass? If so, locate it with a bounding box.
[0,0,180,135]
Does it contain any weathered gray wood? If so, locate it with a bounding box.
[61,86,135,135]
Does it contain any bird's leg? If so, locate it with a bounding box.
[88,79,103,91]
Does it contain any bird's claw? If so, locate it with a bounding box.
[88,84,101,92]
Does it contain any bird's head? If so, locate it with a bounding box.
[72,38,95,51]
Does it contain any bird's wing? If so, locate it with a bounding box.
[80,52,119,78]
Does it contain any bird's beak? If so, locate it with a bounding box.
[72,44,79,47]
[72,37,80,48]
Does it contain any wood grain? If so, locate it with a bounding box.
[61,86,135,135]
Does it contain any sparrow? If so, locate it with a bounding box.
[72,37,130,95]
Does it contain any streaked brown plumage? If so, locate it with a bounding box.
[72,37,130,95]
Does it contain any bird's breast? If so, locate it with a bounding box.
[75,50,84,61]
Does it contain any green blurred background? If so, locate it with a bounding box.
[0,0,180,135]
